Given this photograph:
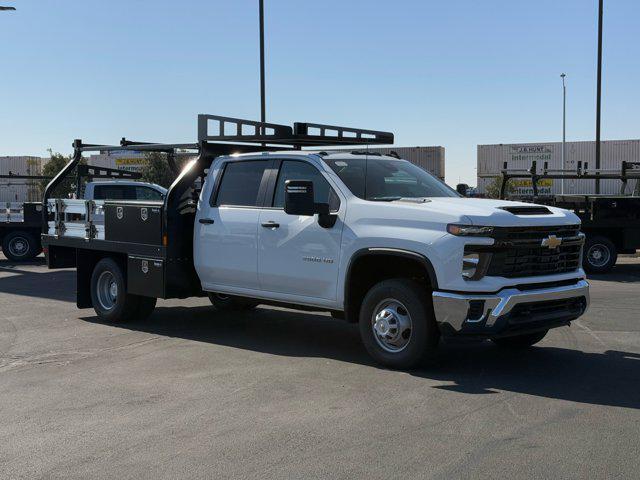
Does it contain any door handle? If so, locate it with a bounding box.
[199,218,215,224]
[261,221,280,229]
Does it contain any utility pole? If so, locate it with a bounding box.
[561,73,567,195]
[595,0,603,194]
[259,0,266,131]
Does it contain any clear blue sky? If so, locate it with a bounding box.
[1,0,639,185]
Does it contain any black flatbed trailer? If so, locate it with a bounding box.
[1,202,46,261]
[486,160,640,273]
[42,114,394,311]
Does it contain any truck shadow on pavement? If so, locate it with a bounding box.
[587,262,640,283]
[0,262,76,303]
[82,304,640,411]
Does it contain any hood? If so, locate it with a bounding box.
[390,197,580,227]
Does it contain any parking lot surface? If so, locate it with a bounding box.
[1,254,639,479]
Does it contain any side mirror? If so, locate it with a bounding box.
[284,180,316,216]
[456,183,469,197]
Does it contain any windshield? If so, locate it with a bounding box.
[325,156,459,201]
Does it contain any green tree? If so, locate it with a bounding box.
[139,152,187,188]
[484,176,514,199]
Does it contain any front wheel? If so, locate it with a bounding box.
[2,231,41,262]
[583,236,617,274]
[491,330,548,348]
[359,279,440,369]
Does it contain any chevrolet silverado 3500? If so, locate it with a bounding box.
[42,115,589,368]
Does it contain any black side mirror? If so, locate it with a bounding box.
[284,180,316,216]
[456,183,469,197]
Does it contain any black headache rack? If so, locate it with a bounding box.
[42,114,394,301]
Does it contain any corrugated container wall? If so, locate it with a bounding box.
[0,156,46,202]
[327,146,445,180]
[478,140,640,196]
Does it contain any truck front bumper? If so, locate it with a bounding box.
[432,279,589,338]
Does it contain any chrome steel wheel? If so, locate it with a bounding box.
[96,271,118,311]
[371,298,413,353]
[8,236,29,258]
[587,243,610,268]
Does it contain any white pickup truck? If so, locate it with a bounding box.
[42,115,589,368]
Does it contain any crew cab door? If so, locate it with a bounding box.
[195,159,272,291]
[257,159,344,301]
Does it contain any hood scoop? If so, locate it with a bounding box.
[499,206,552,215]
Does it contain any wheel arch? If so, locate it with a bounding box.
[343,248,438,323]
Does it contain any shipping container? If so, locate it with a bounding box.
[0,156,46,202]
[326,146,445,180]
[477,140,640,196]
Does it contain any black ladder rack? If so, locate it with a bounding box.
[197,114,394,147]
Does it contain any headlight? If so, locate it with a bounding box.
[461,249,491,280]
[447,224,493,236]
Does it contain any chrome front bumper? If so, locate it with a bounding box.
[432,279,590,336]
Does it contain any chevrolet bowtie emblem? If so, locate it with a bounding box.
[541,235,562,249]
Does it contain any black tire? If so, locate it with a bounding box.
[2,231,41,262]
[491,330,548,348]
[583,235,617,274]
[359,278,440,369]
[90,258,142,323]
[208,292,259,311]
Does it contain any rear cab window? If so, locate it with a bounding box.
[212,160,270,207]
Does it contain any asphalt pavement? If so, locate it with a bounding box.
[1,254,639,479]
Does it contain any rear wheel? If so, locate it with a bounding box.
[208,292,259,311]
[491,330,548,348]
[90,258,152,322]
[2,231,41,262]
[583,236,617,274]
[359,278,439,369]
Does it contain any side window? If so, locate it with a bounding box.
[272,161,340,211]
[93,185,126,200]
[134,186,163,201]
[214,160,269,207]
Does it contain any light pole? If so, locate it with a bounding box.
[595,0,603,194]
[259,0,266,129]
[561,73,567,195]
